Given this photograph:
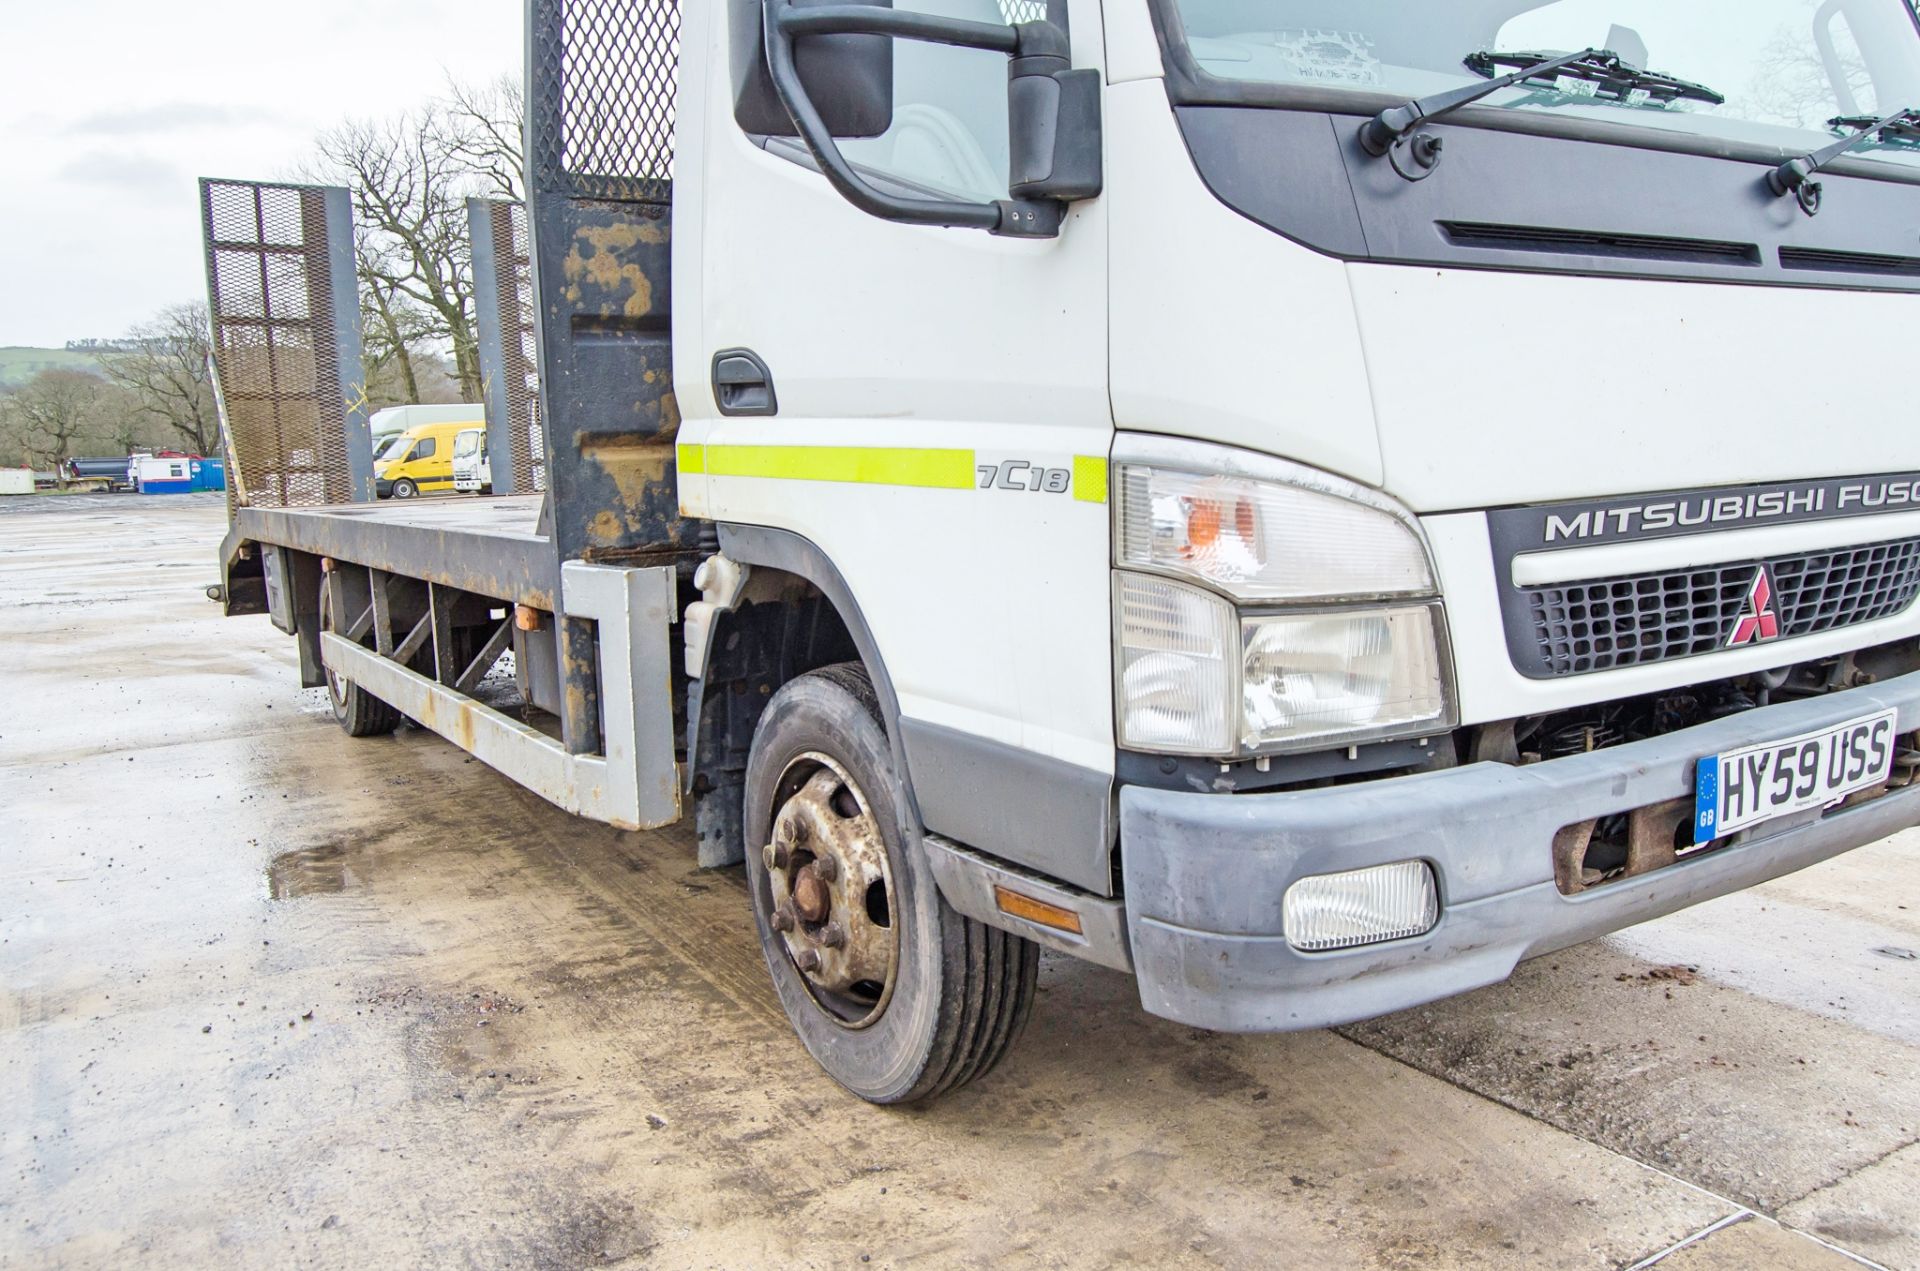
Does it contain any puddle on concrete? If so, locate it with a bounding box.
[266,845,361,899]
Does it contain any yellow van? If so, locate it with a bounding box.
[373,416,480,499]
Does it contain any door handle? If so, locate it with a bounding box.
[712,349,778,417]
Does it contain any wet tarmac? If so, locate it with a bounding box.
[3,494,1918,1269]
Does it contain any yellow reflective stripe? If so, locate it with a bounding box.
[1073,454,1108,504]
[703,444,976,490]
[685,442,1109,502]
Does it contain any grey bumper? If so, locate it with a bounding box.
[1121,669,1920,1033]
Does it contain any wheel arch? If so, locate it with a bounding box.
[710,521,1118,898]
[682,523,925,863]
[717,524,910,752]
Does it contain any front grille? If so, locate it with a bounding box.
[1523,537,1920,678]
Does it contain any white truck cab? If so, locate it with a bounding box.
[219,0,1920,1101]
[451,427,489,494]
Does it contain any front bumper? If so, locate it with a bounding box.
[374,477,394,499]
[1121,668,1920,1032]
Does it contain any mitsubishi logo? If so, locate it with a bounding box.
[1728,566,1781,647]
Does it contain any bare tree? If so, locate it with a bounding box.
[1,369,110,487]
[1744,17,1875,130]
[101,303,221,455]
[298,76,525,409]
[357,227,431,406]
[91,381,177,456]
[309,110,483,402]
[441,74,526,202]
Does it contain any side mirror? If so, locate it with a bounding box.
[758,0,1102,238]
[1008,37,1102,204]
[734,0,894,139]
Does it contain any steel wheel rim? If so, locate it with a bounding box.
[763,751,900,1030]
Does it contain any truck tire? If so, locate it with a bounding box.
[391,478,418,500]
[318,577,401,738]
[743,663,1037,1103]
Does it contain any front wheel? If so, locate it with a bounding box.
[391,478,418,500]
[744,664,1037,1104]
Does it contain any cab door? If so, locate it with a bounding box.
[675,0,1116,893]
[406,431,446,491]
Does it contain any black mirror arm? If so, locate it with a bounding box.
[778,4,1022,52]
[762,0,1067,237]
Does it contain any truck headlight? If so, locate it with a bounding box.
[1113,442,1454,759]
[1118,464,1433,601]
[1240,604,1448,751]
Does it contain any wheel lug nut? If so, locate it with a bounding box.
[820,923,846,949]
[772,905,795,932]
[813,854,839,883]
[779,819,797,844]
[764,843,788,871]
[792,872,830,924]
[795,948,821,973]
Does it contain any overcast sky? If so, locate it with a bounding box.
[0,0,519,348]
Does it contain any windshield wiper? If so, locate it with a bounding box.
[1770,107,1920,215]
[1360,46,1605,160]
[1464,49,1725,109]
[1827,113,1920,146]
[1360,48,1724,180]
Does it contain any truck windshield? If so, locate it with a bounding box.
[1162,0,1920,173]
[453,431,482,459]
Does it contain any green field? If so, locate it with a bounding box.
[0,347,105,389]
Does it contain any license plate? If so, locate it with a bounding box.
[1694,709,1898,846]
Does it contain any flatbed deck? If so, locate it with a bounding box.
[233,494,556,609]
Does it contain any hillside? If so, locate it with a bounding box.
[0,347,105,389]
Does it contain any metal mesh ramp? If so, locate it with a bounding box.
[470,198,545,495]
[200,179,369,510]
[530,0,680,204]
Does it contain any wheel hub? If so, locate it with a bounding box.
[765,757,897,1026]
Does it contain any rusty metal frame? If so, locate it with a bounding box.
[318,560,680,828]
[1556,791,1823,896]
[528,0,703,758]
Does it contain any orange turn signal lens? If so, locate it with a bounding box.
[993,886,1083,935]
[1186,496,1224,549]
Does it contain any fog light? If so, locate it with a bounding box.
[1283,861,1438,952]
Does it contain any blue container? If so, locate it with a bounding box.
[190,459,227,492]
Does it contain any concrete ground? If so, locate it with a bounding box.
[3,495,1918,1270]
